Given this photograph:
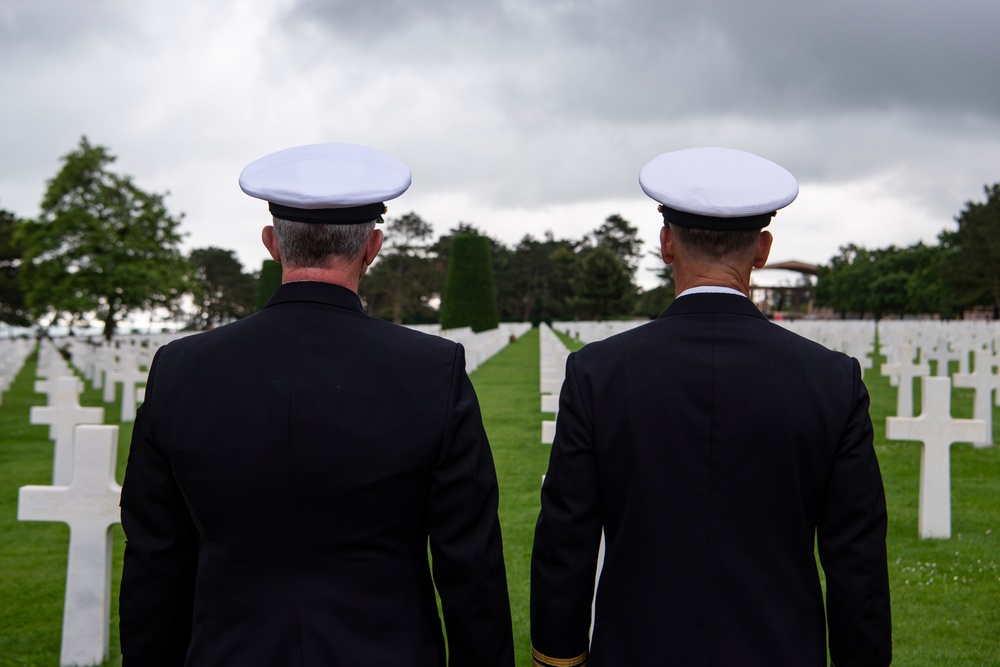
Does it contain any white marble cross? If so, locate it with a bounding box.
[34,373,80,406]
[880,343,930,418]
[36,342,71,380]
[30,377,105,485]
[886,377,986,539]
[105,353,147,422]
[118,367,148,424]
[952,345,999,448]
[18,425,122,667]
[924,340,961,377]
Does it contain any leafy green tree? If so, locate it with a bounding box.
[362,212,438,324]
[570,246,636,321]
[939,183,1000,316]
[905,244,952,317]
[188,247,257,328]
[497,232,578,324]
[16,137,188,340]
[816,242,953,319]
[0,208,30,327]
[815,244,877,317]
[591,214,644,274]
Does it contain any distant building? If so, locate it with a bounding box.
[751,260,820,319]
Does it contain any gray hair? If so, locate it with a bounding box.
[272,217,377,267]
[670,224,760,260]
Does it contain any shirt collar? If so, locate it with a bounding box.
[677,285,748,299]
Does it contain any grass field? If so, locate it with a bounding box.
[1,327,998,666]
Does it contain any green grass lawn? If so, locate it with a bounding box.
[1,328,998,666]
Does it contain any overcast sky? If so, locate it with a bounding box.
[2,0,999,289]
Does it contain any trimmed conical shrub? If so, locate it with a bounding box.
[439,234,499,332]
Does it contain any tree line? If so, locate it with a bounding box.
[0,137,672,340]
[814,182,1000,319]
[2,137,997,337]
[359,211,674,327]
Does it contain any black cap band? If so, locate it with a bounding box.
[269,202,386,224]
[660,205,774,231]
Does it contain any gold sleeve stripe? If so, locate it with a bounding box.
[531,647,589,667]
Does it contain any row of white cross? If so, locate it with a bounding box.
[539,323,569,445]
[15,334,196,664]
[405,322,533,372]
[8,338,133,667]
[5,317,998,665]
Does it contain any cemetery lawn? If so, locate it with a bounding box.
[0,328,997,666]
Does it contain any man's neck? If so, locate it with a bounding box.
[673,273,751,297]
[281,265,362,293]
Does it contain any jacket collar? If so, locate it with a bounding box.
[659,292,768,321]
[263,281,365,313]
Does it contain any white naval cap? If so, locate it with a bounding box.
[239,143,412,224]
[639,147,798,231]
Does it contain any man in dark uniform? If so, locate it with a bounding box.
[530,148,891,667]
[120,143,514,666]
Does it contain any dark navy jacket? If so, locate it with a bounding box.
[531,294,890,667]
[121,281,513,667]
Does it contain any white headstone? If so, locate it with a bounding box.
[18,425,122,667]
[30,377,105,485]
[886,377,986,539]
[541,420,557,444]
[103,352,147,422]
[880,343,930,418]
[36,341,71,380]
[952,345,998,448]
[924,339,961,377]
[34,373,80,406]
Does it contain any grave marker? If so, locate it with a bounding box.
[18,425,122,667]
[886,377,986,539]
[952,345,998,448]
[924,339,961,377]
[30,377,104,485]
[880,343,929,418]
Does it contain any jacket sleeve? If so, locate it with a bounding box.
[427,344,514,667]
[530,352,602,667]
[119,348,198,667]
[817,358,892,667]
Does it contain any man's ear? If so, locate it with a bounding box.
[660,225,674,265]
[753,230,773,269]
[363,228,383,267]
[262,226,281,262]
